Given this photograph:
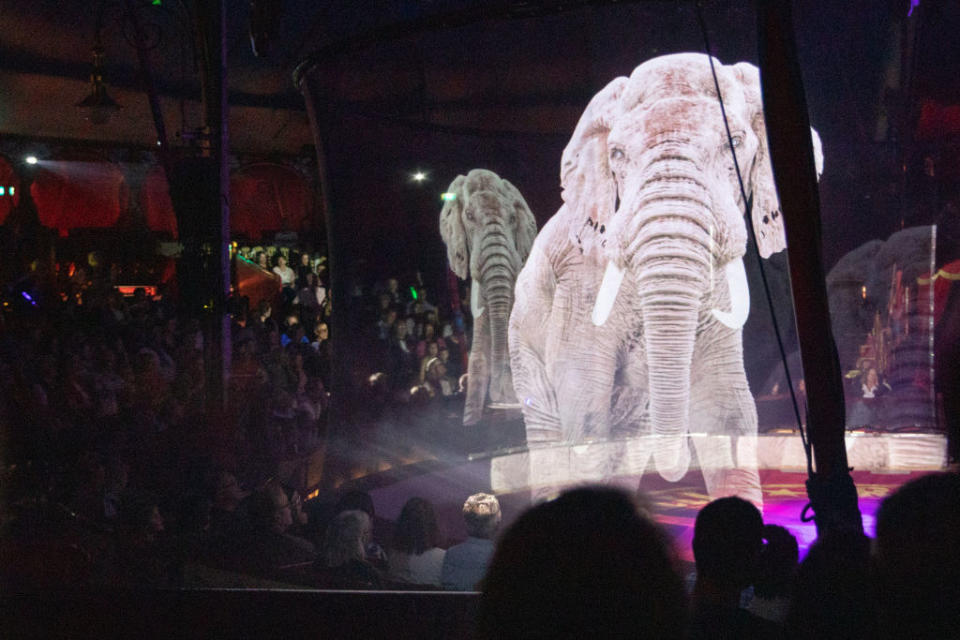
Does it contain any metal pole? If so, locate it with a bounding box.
[197,0,231,422]
[756,0,863,535]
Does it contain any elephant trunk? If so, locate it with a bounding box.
[477,227,520,403]
[622,170,714,481]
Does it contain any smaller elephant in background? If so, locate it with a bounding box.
[440,169,538,425]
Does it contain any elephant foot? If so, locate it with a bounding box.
[703,465,763,510]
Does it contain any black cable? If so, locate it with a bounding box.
[694,1,812,475]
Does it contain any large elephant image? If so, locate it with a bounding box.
[510,54,823,504]
[440,169,538,425]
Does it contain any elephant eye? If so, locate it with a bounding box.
[610,148,625,162]
[728,135,743,149]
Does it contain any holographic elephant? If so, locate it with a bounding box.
[510,54,823,504]
[440,169,537,425]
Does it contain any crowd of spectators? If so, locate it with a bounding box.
[236,243,469,408]
[479,475,960,639]
[2,246,957,640]
[0,243,475,591]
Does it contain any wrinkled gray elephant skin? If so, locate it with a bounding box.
[440,169,538,425]
[509,53,823,505]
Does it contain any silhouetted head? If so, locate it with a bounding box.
[874,472,960,639]
[392,497,440,555]
[462,493,501,540]
[322,510,372,569]
[786,530,875,640]
[478,486,685,640]
[692,496,763,589]
[335,490,376,520]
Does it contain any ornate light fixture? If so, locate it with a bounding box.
[76,44,121,125]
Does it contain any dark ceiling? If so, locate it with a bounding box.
[2,1,956,152]
[1,1,958,271]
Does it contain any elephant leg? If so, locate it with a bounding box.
[689,328,763,508]
[511,339,562,443]
[463,309,491,426]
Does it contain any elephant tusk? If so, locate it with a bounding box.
[471,279,484,318]
[711,258,750,329]
[591,261,624,326]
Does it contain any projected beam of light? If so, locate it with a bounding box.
[908,0,920,17]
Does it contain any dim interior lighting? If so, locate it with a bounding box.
[25,156,38,165]
[9,186,13,195]
[441,192,457,201]
[412,171,427,182]
[0,187,5,196]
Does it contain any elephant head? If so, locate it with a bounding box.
[561,54,822,479]
[440,168,537,404]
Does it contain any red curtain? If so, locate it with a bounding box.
[141,166,178,238]
[31,161,124,236]
[229,163,313,240]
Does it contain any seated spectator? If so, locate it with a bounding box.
[785,530,875,640]
[688,496,783,640]
[226,481,316,577]
[746,525,798,625]
[423,357,456,399]
[314,510,383,589]
[386,322,416,390]
[333,490,388,569]
[861,366,890,398]
[208,471,250,540]
[282,484,310,540]
[296,251,312,289]
[437,344,459,380]
[418,340,441,383]
[441,492,501,591]
[296,272,323,322]
[874,471,960,640]
[415,323,446,360]
[387,497,445,587]
[273,254,297,304]
[378,308,398,342]
[113,491,173,587]
[478,486,686,639]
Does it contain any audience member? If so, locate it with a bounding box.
[745,525,798,625]
[387,497,445,587]
[688,496,783,639]
[314,510,383,589]
[226,481,316,577]
[478,486,686,640]
[873,471,960,640]
[441,492,501,591]
[785,530,875,640]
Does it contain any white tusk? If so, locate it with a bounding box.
[711,258,750,329]
[471,279,484,318]
[591,261,625,326]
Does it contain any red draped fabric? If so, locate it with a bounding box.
[31,161,124,236]
[229,163,313,240]
[141,166,178,238]
[0,156,19,225]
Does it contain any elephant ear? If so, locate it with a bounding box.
[440,174,470,279]
[734,62,825,259]
[500,178,538,263]
[560,76,628,250]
